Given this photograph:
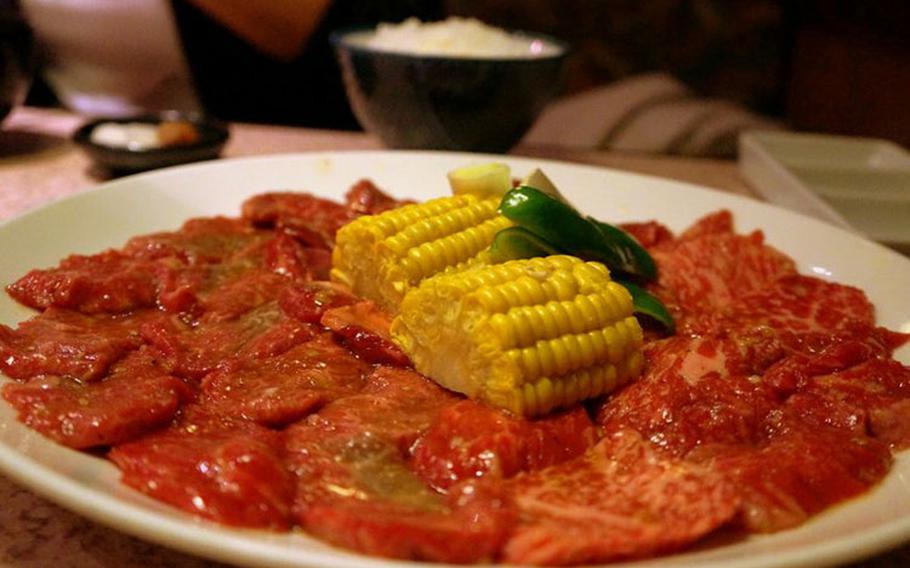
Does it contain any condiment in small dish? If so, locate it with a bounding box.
[73,112,229,173]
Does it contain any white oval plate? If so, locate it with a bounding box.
[1,152,908,568]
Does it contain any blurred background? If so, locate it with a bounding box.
[3,0,910,158]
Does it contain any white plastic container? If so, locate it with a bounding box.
[739,131,910,252]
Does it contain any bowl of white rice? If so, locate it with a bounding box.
[331,17,568,153]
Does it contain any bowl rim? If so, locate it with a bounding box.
[329,23,570,63]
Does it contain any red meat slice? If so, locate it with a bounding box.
[676,368,894,533]
[123,216,267,264]
[837,360,910,448]
[412,400,598,492]
[286,367,512,562]
[142,302,315,379]
[153,264,209,314]
[0,308,161,382]
[109,406,292,529]
[676,209,734,241]
[321,302,410,366]
[293,366,459,455]
[743,274,874,330]
[600,332,900,534]
[241,192,356,249]
[195,270,293,322]
[320,301,394,340]
[618,220,674,250]
[764,337,895,395]
[692,420,891,532]
[165,239,313,320]
[301,247,332,280]
[128,224,307,318]
[344,179,409,215]
[302,472,513,563]
[259,231,312,280]
[599,336,782,457]
[502,430,739,565]
[774,354,910,449]
[328,325,411,366]
[353,366,462,448]
[648,211,883,354]
[232,318,320,361]
[650,230,796,321]
[687,275,877,343]
[2,349,190,449]
[6,250,162,313]
[279,281,358,324]
[201,334,370,426]
[241,183,406,249]
[6,218,276,316]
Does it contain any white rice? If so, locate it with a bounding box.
[362,17,561,59]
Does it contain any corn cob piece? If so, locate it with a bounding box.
[390,255,644,416]
[331,194,511,313]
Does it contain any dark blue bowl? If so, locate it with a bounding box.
[331,27,568,153]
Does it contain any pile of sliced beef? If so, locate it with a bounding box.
[1,184,907,565]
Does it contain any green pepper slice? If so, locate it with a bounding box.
[499,186,656,281]
[589,219,657,281]
[490,226,561,263]
[617,280,675,334]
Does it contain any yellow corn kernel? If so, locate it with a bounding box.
[390,255,644,416]
[332,194,509,313]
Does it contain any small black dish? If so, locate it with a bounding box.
[72,112,229,173]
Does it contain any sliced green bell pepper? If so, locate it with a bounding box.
[496,184,673,333]
[616,280,675,334]
[499,185,656,281]
[489,226,562,263]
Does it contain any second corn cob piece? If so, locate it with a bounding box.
[390,255,644,416]
[331,194,511,314]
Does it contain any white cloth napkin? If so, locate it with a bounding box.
[523,72,782,158]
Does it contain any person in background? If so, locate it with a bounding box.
[174,0,788,147]
[172,0,443,129]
